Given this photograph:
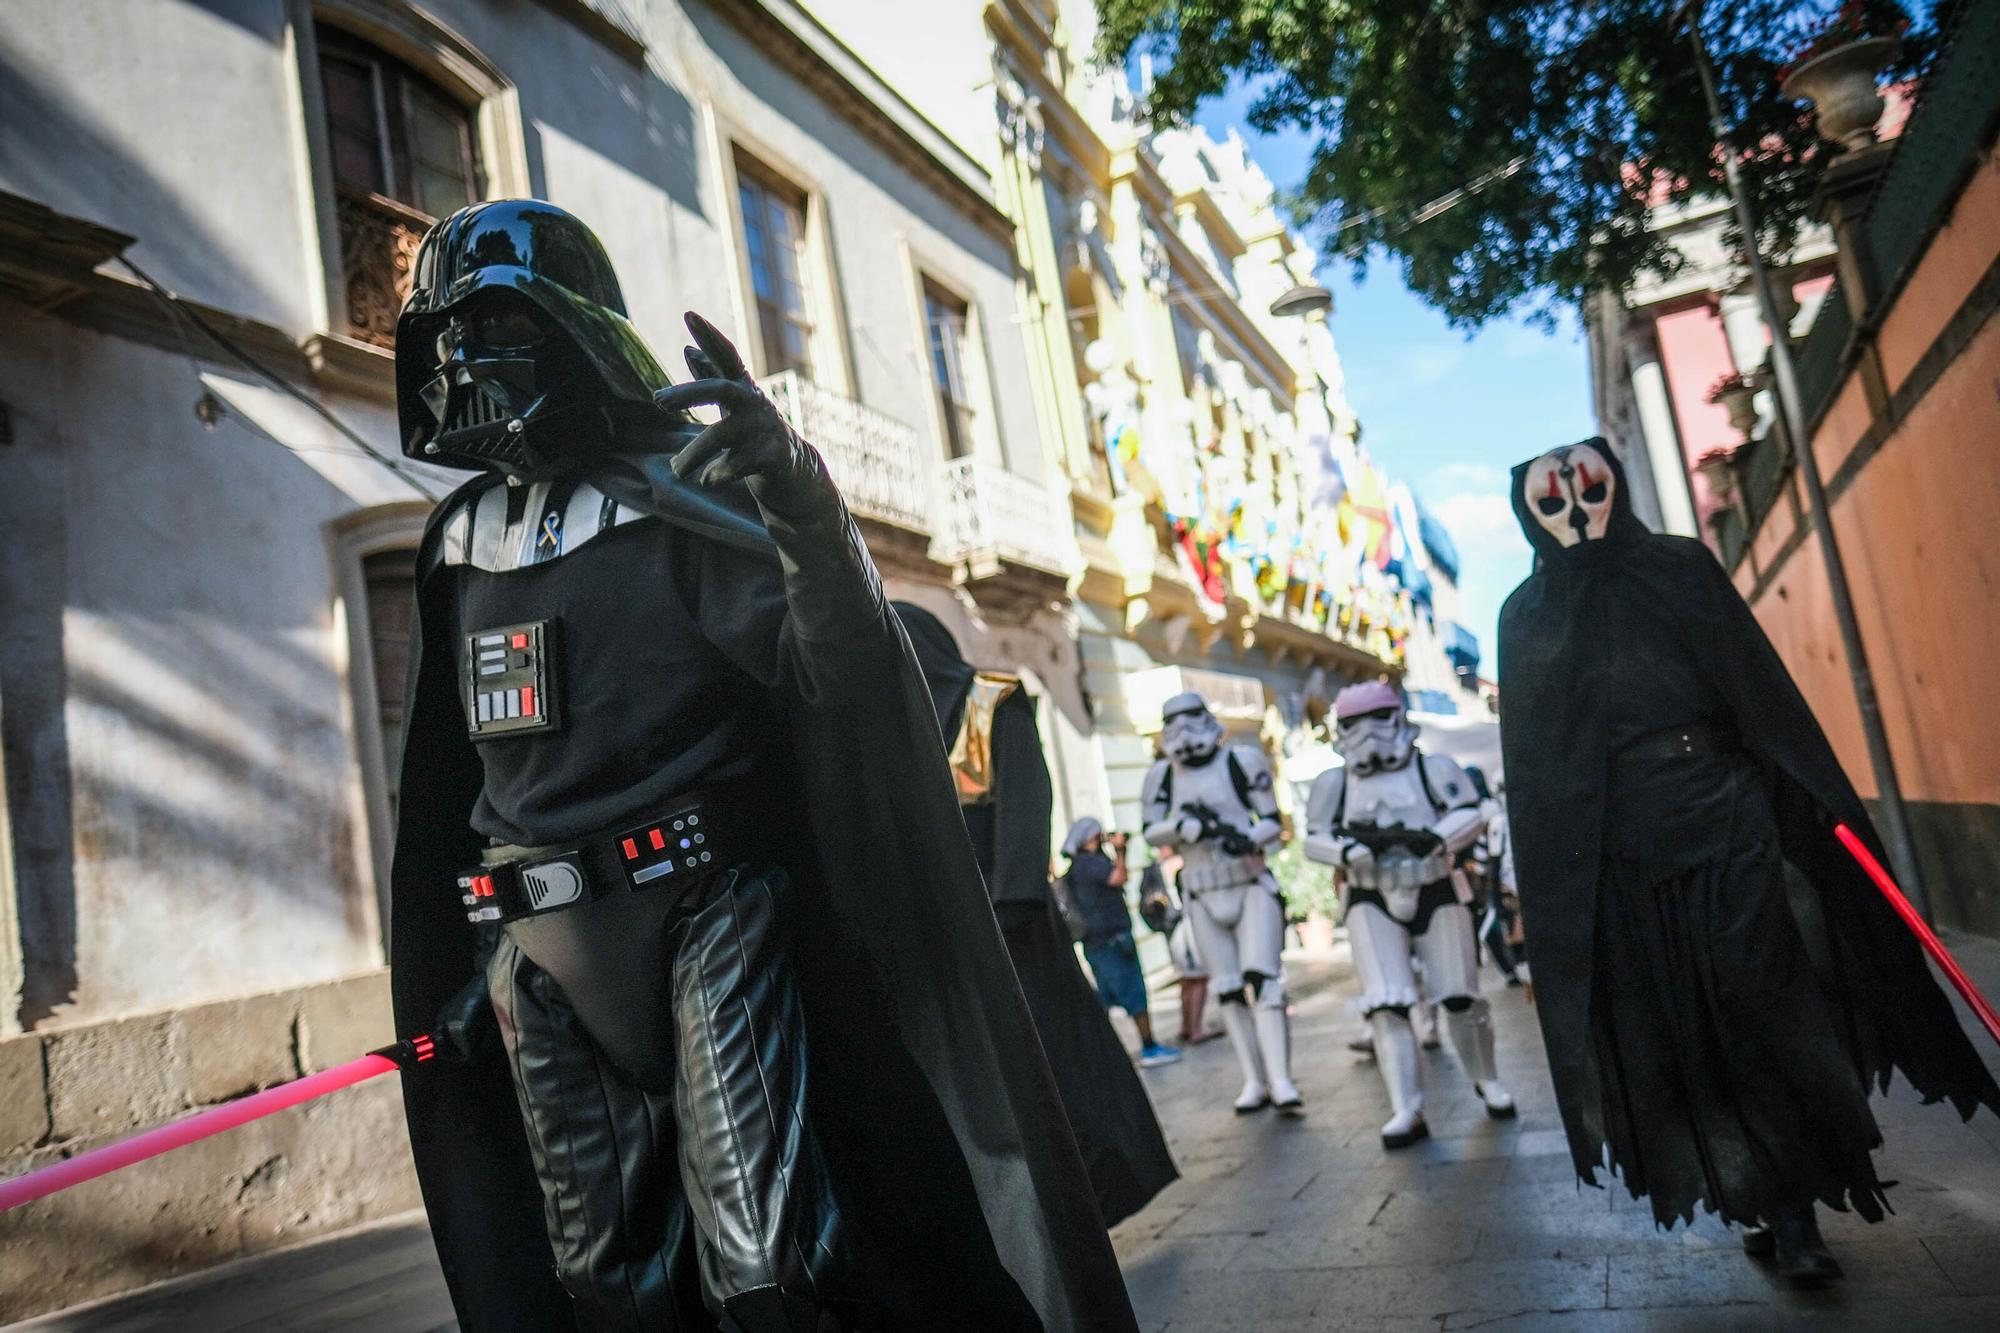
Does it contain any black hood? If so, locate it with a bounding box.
[895,602,978,744]
[395,199,688,473]
[1508,435,1648,569]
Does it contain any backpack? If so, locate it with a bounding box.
[1049,872,1090,942]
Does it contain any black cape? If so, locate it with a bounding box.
[389,458,1136,1331]
[1497,442,1999,1209]
[897,604,1177,1228]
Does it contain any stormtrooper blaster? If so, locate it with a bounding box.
[1334,822,1453,891]
[0,1035,439,1213]
[1179,801,1260,857]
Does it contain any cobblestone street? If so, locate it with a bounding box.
[15,938,2000,1332]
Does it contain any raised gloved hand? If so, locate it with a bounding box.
[654,313,818,502]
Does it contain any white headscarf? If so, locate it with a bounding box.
[1061,817,1103,859]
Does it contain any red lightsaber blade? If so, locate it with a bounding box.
[1835,822,2000,1048]
[0,1036,434,1212]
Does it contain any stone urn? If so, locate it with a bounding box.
[1708,375,1760,435]
[1783,35,1900,152]
[1695,447,1740,504]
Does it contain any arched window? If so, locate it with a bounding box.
[317,24,484,345]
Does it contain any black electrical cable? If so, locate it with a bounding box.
[113,255,446,501]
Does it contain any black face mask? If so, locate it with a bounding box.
[416,302,594,477]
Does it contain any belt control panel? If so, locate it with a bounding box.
[464,619,559,741]
[618,811,713,890]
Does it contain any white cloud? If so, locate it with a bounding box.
[1423,461,1507,496]
[1401,344,1465,386]
[1431,492,1524,565]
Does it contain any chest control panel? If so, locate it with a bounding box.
[464,619,560,741]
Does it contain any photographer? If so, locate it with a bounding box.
[1062,819,1182,1067]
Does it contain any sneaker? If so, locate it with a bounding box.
[1138,1044,1183,1068]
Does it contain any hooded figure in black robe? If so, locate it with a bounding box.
[387,200,1135,1331]
[1498,437,1998,1281]
[896,603,1177,1228]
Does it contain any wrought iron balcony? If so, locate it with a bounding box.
[933,456,1082,579]
[762,371,933,534]
[335,190,430,349]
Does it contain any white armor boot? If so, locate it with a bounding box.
[1370,1009,1428,1147]
[1252,1003,1303,1115]
[1220,1003,1270,1113]
[1444,999,1516,1118]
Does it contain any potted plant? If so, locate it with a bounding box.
[1781,3,1907,152]
[1694,445,1741,504]
[1706,371,1761,435]
[1268,839,1340,952]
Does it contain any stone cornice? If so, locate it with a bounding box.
[709,0,1014,244]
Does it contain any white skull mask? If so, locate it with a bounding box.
[1524,441,1616,547]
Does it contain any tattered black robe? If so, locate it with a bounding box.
[388,456,1136,1331]
[898,604,1177,1229]
[1498,443,1998,1226]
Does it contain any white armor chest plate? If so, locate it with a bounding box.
[1173,757,1263,890]
[441,480,643,572]
[1343,763,1438,833]
[1343,763,1447,907]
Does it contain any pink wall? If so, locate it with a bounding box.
[1653,301,1738,532]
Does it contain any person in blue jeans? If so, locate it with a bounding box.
[1062,818,1182,1067]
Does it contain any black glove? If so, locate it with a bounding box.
[430,971,496,1063]
[654,313,820,508]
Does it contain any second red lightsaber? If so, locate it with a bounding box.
[1835,822,2000,1049]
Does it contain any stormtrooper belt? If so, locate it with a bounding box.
[459,791,742,924]
[1180,853,1267,894]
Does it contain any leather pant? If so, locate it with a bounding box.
[487,861,852,1331]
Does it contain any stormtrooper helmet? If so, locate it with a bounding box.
[1332,680,1417,775]
[1160,692,1226,765]
[1521,439,1617,548]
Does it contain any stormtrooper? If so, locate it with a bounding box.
[1305,682,1515,1147]
[1141,693,1301,1114]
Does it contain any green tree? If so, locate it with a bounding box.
[1096,1,1936,327]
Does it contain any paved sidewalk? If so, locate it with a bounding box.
[14,936,2000,1331]
[1113,933,2000,1331]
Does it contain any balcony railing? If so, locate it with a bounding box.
[336,190,430,348]
[763,370,933,534]
[933,456,1081,579]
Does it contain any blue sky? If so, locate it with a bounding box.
[1194,84,1598,671]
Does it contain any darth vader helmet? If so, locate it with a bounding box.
[1332,680,1417,776]
[395,199,687,477]
[1160,692,1227,766]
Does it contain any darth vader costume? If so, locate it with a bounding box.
[1498,437,1999,1279]
[896,603,1177,1228]
[386,200,1134,1331]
